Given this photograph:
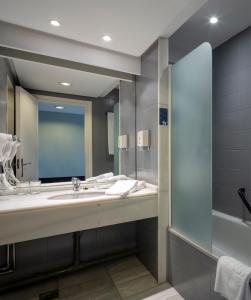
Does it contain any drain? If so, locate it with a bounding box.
[39,289,59,300]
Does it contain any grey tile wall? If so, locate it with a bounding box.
[136,217,158,278]
[92,89,119,176]
[213,26,251,220]
[136,43,158,185]
[0,222,137,287]
[168,231,225,300]
[119,81,136,177]
[134,43,159,279]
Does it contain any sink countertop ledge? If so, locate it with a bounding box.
[0,183,158,215]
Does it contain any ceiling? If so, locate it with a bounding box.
[38,102,85,115]
[12,59,119,98]
[0,0,206,56]
[169,0,251,62]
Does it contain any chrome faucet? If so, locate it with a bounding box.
[72,177,81,192]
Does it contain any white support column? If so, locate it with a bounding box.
[157,37,170,283]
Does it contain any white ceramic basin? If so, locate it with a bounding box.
[49,191,105,201]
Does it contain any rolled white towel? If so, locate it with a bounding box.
[215,256,251,300]
[105,180,138,197]
[131,180,146,193]
[85,172,113,183]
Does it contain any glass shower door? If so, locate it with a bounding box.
[171,42,212,250]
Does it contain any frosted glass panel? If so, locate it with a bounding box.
[171,43,212,250]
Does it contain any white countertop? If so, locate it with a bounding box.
[0,183,158,215]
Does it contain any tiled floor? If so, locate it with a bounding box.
[0,256,184,300]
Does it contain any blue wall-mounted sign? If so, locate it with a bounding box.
[159,107,168,126]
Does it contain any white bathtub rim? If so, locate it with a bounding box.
[212,209,251,228]
[170,210,251,264]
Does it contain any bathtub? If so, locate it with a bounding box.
[212,210,251,266]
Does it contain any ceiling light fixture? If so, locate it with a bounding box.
[50,20,61,27]
[102,35,112,42]
[209,16,218,24]
[56,106,64,110]
[59,82,71,87]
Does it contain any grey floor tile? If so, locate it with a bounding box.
[58,266,108,289]
[167,295,184,300]
[0,279,58,300]
[125,282,172,300]
[107,256,142,275]
[59,275,120,300]
[109,264,151,285]
[115,274,158,299]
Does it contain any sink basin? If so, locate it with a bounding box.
[49,191,105,201]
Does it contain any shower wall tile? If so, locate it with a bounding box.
[213,26,251,221]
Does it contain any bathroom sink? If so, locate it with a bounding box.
[48,191,105,201]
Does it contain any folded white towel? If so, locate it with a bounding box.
[215,256,251,300]
[105,180,138,197]
[97,175,129,183]
[85,172,113,183]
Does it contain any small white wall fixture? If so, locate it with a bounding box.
[118,134,128,150]
[137,130,150,148]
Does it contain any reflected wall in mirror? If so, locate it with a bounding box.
[0,57,129,184]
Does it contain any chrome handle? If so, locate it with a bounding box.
[21,159,32,177]
[72,177,81,191]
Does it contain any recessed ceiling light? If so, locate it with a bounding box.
[209,16,218,24]
[50,20,60,27]
[56,106,64,110]
[102,35,112,42]
[59,82,71,87]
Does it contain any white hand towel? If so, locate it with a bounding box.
[0,174,13,190]
[85,172,113,183]
[0,134,12,162]
[215,256,251,300]
[105,180,138,196]
[8,140,21,162]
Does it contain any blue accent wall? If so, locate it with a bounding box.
[39,111,85,178]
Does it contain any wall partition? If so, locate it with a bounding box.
[171,42,212,251]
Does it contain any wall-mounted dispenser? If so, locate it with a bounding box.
[137,130,150,148]
[118,135,128,150]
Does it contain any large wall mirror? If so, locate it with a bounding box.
[0,55,135,184]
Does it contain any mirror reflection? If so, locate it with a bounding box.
[2,57,121,185]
